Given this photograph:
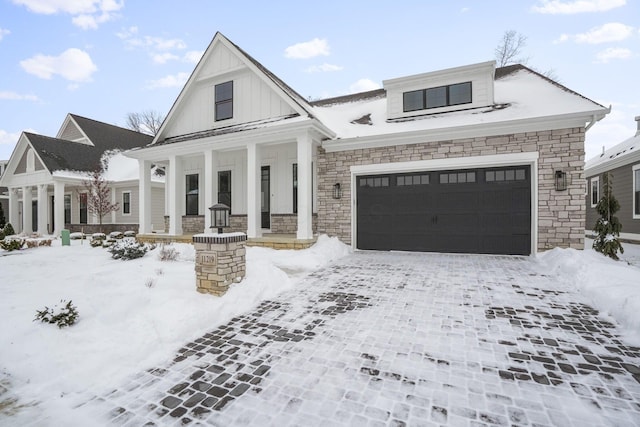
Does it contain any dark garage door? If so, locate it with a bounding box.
[356,166,531,255]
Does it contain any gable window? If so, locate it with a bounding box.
[215,81,233,121]
[122,191,131,215]
[218,170,231,214]
[79,193,88,224]
[590,176,600,208]
[403,81,472,113]
[633,165,640,218]
[185,174,199,215]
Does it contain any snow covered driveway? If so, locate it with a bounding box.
[75,251,639,426]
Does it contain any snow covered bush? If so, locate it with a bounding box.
[593,172,624,260]
[158,244,179,261]
[123,230,136,238]
[108,240,150,260]
[0,228,5,241]
[34,300,79,328]
[109,231,124,239]
[0,238,24,251]
[3,223,15,236]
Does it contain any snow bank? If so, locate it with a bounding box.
[0,235,350,423]
[537,244,640,345]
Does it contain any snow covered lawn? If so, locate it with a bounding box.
[1,235,639,424]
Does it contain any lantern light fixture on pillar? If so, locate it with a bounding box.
[209,203,230,234]
[555,170,567,191]
[333,183,342,199]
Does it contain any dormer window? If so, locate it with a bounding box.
[403,81,472,113]
[215,81,233,121]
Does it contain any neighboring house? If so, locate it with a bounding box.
[584,116,640,242]
[0,160,8,223]
[126,32,608,255]
[0,114,164,236]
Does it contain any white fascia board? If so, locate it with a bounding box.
[585,151,640,178]
[125,118,333,161]
[322,110,606,153]
[383,60,495,88]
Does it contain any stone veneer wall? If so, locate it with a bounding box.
[182,215,204,233]
[66,223,138,234]
[270,214,318,234]
[317,127,586,252]
[229,215,248,233]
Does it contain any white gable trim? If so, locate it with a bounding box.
[56,114,93,146]
[152,33,312,144]
[0,134,54,188]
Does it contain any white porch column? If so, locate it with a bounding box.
[53,182,65,237]
[138,159,152,234]
[168,155,183,235]
[8,188,19,233]
[247,142,262,238]
[203,150,215,233]
[22,186,32,234]
[296,133,313,239]
[37,184,48,234]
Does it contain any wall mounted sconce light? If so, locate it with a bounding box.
[555,170,567,191]
[333,183,342,199]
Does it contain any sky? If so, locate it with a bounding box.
[0,0,638,162]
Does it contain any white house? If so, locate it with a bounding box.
[0,114,164,236]
[127,32,609,255]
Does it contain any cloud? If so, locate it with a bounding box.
[0,28,9,42]
[20,48,97,82]
[532,0,626,14]
[183,50,203,64]
[146,72,190,89]
[349,78,381,93]
[0,129,22,146]
[556,22,635,44]
[305,63,343,73]
[595,47,633,63]
[151,52,179,64]
[461,7,470,13]
[12,0,123,29]
[285,38,330,59]
[0,91,40,102]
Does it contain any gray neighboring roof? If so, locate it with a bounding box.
[27,115,152,173]
[585,131,640,177]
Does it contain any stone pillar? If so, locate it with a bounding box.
[193,233,247,296]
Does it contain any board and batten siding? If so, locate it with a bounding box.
[586,161,640,235]
[163,43,297,139]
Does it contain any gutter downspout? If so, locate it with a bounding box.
[585,105,611,132]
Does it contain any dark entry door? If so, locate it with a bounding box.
[356,166,531,255]
[261,166,270,229]
[32,201,37,232]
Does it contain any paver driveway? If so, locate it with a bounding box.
[85,252,639,426]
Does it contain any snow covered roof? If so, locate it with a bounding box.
[53,152,164,183]
[585,128,640,176]
[311,65,606,142]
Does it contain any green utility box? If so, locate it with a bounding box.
[61,229,70,246]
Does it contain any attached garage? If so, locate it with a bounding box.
[356,166,531,255]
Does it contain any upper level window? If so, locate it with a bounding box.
[215,81,233,121]
[403,81,472,113]
[590,176,600,208]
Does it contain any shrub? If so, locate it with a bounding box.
[109,231,124,239]
[0,229,5,241]
[3,223,15,236]
[26,239,39,248]
[158,244,179,261]
[90,238,103,248]
[123,230,136,238]
[108,240,149,260]
[0,238,24,251]
[34,300,79,328]
[39,239,52,247]
[593,172,624,260]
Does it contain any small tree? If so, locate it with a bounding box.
[593,172,624,260]
[125,110,164,135]
[80,170,119,232]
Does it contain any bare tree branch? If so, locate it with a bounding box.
[125,110,165,135]
[495,30,529,67]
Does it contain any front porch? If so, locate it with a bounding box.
[136,232,317,250]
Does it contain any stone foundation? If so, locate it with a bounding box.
[182,215,204,233]
[193,233,247,296]
[270,214,318,234]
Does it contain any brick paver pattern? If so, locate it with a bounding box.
[86,252,639,426]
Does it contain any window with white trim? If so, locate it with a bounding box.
[590,176,600,208]
[633,165,640,218]
[215,81,233,121]
[122,191,131,215]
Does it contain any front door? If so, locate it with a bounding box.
[261,166,270,229]
[32,200,38,232]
